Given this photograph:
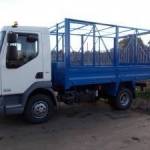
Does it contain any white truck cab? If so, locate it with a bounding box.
[0,25,56,123]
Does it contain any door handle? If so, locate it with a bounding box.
[35,72,43,79]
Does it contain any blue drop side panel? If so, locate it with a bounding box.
[52,64,150,90]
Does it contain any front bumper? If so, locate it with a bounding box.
[0,96,23,116]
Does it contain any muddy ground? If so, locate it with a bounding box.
[0,102,150,150]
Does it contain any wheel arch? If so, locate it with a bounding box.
[102,81,135,98]
[22,82,57,110]
[119,81,135,98]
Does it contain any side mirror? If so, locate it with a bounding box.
[7,32,17,43]
[27,35,38,43]
[7,45,18,61]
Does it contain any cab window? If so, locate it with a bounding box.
[6,33,38,68]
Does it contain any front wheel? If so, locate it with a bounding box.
[24,94,55,123]
[110,88,133,110]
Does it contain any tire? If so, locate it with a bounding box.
[110,88,133,110]
[24,94,55,123]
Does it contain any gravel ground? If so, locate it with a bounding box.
[0,102,150,150]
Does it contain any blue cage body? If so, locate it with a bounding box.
[50,18,150,90]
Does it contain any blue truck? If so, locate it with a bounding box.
[0,18,149,123]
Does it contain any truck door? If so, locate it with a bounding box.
[1,31,44,95]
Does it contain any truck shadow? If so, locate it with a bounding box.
[0,101,132,126]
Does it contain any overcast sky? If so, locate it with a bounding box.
[0,0,150,29]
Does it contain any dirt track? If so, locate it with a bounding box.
[0,102,150,150]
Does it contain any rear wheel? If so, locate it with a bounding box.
[24,94,55,123]
[110,88,133,110]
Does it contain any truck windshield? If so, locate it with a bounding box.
[0,31,6,52]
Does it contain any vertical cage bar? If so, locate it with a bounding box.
[134,29,138,64]
[93,24,96,65]
[81,35,84,65]
[99,36,101,65]
[114,26,119,66]
[65,19,70,66]
[62,34,64,61]
[56,24,59,61]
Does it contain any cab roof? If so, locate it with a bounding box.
[1,26,49,33]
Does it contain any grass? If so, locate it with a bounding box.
[136,88,150,99]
